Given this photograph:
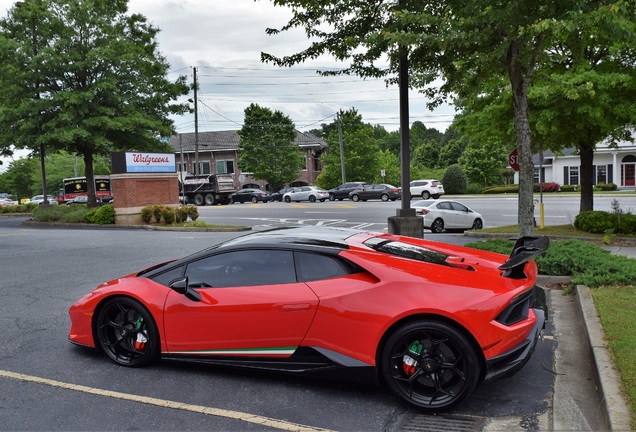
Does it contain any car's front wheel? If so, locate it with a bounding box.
[284,196,291,203]
[351,194,360,202]
[431,218,444,233]
[381,320,480,411]
[472,218,483,230]
[329,194,335,201]
[95,297,160,367]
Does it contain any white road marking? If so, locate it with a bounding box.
[0,369,334,432]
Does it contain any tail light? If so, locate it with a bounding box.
[416,209,430,215]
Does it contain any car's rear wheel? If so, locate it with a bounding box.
[472,218,483,230]
[381,320,479,411]
[431,218,444,233]
[381,193,389,202]
[284,196,291,203]
[309,195,317,202]
[194,194,204,206]
[421,191,431,199]
[351,194,360,202]
[95,297,160,367]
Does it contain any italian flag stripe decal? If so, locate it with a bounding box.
[168,347,297,356]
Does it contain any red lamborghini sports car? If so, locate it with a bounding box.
[69,226,549,411]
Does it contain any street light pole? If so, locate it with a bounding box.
[192,67,199,175]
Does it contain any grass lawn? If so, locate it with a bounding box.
[590,286,636,428]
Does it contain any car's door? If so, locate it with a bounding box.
[435,201,456,227]
[449,201,473,228]
[162,249,319,354]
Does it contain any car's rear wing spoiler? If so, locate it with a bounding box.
[499,236,550,279]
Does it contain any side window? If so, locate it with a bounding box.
[185,250,296,288]
[150,265,185,287]
[450,202,468,212]
[295,252,351,282]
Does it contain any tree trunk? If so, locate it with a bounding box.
[507,40,535,237]
[579,143,594,213]
[83,150,97,208]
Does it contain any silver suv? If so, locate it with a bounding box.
[409,180,445,199]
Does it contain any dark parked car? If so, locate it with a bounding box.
[327,181,367,201]
[230,188,271,204]
[349,184,401,202]
[270,187,295,202]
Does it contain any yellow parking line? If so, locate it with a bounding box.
[0,369,333,432]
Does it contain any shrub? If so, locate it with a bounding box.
[560,185,577,192]
[442,164,467,194]
[152,206,162,223]
[187,205,199,221]
[465,183,484,194]
[482,185,519,194]
[141,206,153,224]
[574,211,615,234]
[534,182,560,192]
[161,207,175,224]
[465,238,636,289]
[594,183,617,191]
[176,206,189,223]
[83,204,115,224]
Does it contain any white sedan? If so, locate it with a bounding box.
[412,199,484,233]
[283,186,330,203]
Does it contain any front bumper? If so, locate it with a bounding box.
[483,306,546,382]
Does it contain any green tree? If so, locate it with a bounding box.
[0,0,188,206]
[0,157,39,200]
[261,0,572,235]
[237,103,304,190]
[459,142,507,187]
[314,109,382,189]
[442,164,467,195]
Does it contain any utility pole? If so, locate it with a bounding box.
[193,67,199,175]
[337,113,346,184]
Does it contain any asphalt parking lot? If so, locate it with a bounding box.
[0,215,617,431]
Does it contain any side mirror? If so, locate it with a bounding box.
[169,277,201,302]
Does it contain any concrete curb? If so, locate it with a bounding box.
[576,285,632,431]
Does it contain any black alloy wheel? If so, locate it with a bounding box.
[284,196,291,203]
[381,320,479,411]
[472,219,483,230]
[431,218,444,233]
[95,297,160,367]
[309,195,317,202]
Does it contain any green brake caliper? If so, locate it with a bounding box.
[134,315,148,352]
[402,340,423,376]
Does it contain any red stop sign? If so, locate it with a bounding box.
[509,149,519,171]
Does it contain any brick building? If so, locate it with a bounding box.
[169,130,327,191]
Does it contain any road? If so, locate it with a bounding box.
[0,196,602,430]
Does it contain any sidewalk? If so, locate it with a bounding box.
[550,245,634,431]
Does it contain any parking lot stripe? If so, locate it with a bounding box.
[0,369,333,432]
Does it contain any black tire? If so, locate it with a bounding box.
[284,196,291,203]
[381,320,480,411]
[381,193,389,202]
[95,296,160,367]
[472,218,483,230]
[351,194,360,202]
[194,194,204,206]
[320,199,326,202]
[251,196,258,203]
[431,218,444,233]
[309,195,316,203]
[421,191,431,200]
[329,194,336,201]
[204,194,216,205]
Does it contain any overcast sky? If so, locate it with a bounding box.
[0,0,456,170]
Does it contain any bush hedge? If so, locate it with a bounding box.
[465,238,636,289]
[574,210,636,235]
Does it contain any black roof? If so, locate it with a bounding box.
[217,226,360,250]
